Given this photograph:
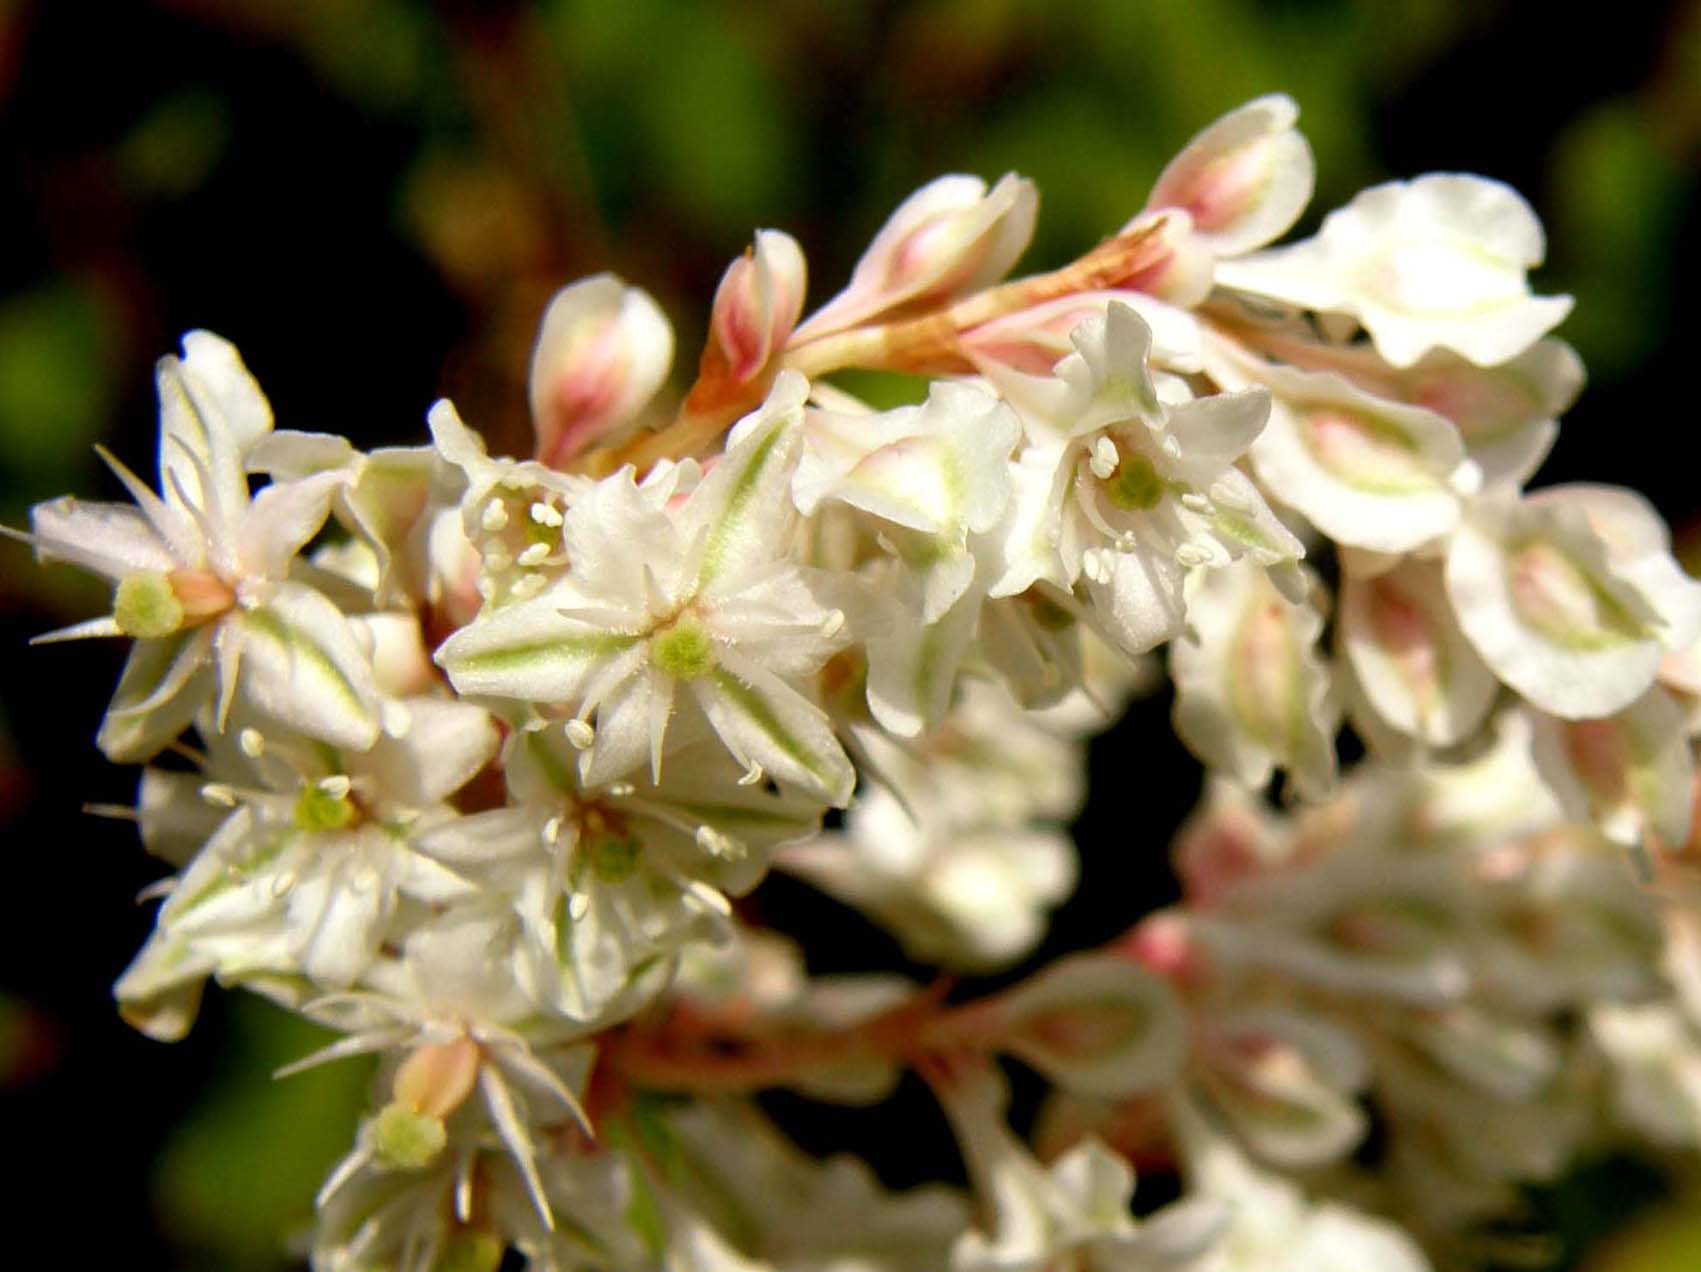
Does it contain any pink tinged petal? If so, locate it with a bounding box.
[1222,357,1464,554]
[1529,688,1694,848]
[1446,498,1667,719]
[1403,339,1581,487]
[982,955,1188,1100]
[693,649,853,805]
[1170,561,1338,798]
[96,628,216,762]
[1340,559,1496,746]
[28,497,178,580]
[966,289,1204,381]
[795,172,1037,340]
[236,470,342,580]
[1531,483,1701,653]
[227,582,381,751]
[361,697,500,807]
[1145,93,1315,257]
[703,229,807,386]
[529,274,674,468]
[435,593,642,703]
[686,376,806,593]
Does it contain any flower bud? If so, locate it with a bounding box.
[967,954,1187,1100]
[794,173,1036,340]
[528,274,673,469]
[701,229,807,389]
[1145,93,1314,258]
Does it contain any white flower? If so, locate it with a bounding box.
[1169,561,1338,799]
[1445,485,1701,719]
[990,303,1301,657]
[437,373,855,803]
[794,173,1037,341]
[1142,93,1314,259]
[935,1060,1226,1272]
[28,330,379,760]
[780,781,1076,972]
[418,722,821,1026]
[114,695,499,1032]
[529,273,674,467]
[1217,173,1572,367]
[1339,557,1497,747]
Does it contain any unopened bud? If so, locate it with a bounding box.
[794,173,1036,341]
[937,954,1187,1100]
[1144,93,1314,258]
[702,229,808,389]
[529,274,674,469]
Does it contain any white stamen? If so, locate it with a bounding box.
[318,774,353,798]
[737,759,764,787]
[819,609,845,638]
[517,542,551,567]
[510,573,548,600]
[481,499,510,532]
[607,782,636,798]
[565,719,595,750]
[271,871,298,899]
[529,501,564,527]
[695,824,743,860]
[238,728,266,758]
[567,892,591,921]
[1089,436,1120,480]
[1180,492,1212,514]
[1209,480,1252,511]
[683,879,732,917]
[200,783,238,808]
[1160,434,1182,459]
[483,549,514,573]
[542,815,564,845]
[1175,543,1211,568]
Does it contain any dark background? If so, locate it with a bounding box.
[3,1,1701,1266]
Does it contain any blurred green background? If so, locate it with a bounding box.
[3,1,1701,1267]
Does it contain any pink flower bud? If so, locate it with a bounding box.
[528,274,673,469]
[1112,209,1215,306]
[794,172,1036,341]
[705,228,807,387]
[1144,94,1314,258]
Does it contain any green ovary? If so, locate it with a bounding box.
[371,1100,447,1170]
[113,570,185,639]
[1105,453,1166,511]
[294,784,357,833]
[587,832,642,883]
[650,619,716,680]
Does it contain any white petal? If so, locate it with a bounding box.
[695,649,853,805]
[228,582,381,751]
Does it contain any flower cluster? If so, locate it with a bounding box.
[19,95,1701,1270]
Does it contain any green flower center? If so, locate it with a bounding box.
[294,784,358,833]
[113,570,185,639]
[650,618,715,680]
[370,1100,447,1170]
[1105,453,1167,511]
